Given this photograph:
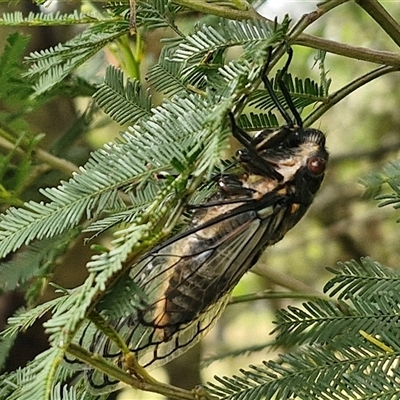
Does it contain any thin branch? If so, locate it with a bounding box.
[355,0,400,48]
[295,34,400,67]
[117,35,141,79]
[17,163,52,195]
[304,65,398,126]
[232,0,253,10]
[250,262,324,297]
[288,0,350,42]
[230,290,329,304]
[0,135,80,176]
[67,343,214,400]
[34,147,80,175]
[172,0,259,20]
[291,1,400,66]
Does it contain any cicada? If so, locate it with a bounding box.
[79,51,329,392]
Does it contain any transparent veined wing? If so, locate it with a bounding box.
[81,193,292,392]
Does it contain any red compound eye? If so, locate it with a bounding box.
[308,156,326,175]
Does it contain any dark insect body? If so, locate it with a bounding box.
[80,51,329,392]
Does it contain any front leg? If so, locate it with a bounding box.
[217,174,255,198]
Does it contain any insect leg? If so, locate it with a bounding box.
[229,112,283,181]
[217,174,256,197]
[261,51,293,127]
[261,47,303,127]
[229,112,253,147]
[276,48,303,127]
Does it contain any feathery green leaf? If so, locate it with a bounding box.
[325,257,400,300]
[173,19,287,63]
[25,20,128,95]
[94,65,153,125]
[0,10,111,27]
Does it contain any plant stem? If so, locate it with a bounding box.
[231,0,252,11]
[292,0,400,67]
[317,0,351,13]
[304,65,398,126]
[230,290,329,304]
[118,35,141,79]
[67,343,214,400]
[0,135,80,176]
[172,0,259,19]
[295,34,400,67]
[251,262,324,296]
[35,147,81,175]
[355,0,400,47]
[289,0,350,42]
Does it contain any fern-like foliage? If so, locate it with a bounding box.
[273,258,400,346]
[135,0,183,33]
[0,335,15,372]
[0,229,80,303]
[50,383,102,400]
[147,46,189,96]
[93,65,153,125]
[0,10,109,27]
[208,338,400,399]
[173,19,287,63]
[0,2,331,399]
[325,257,400,299]
[0,32,32,102]
[24,20,129,95]
[3,0,185,96]
[238,112,279,131]
[362,160,400,216]
[207,258,400,399]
